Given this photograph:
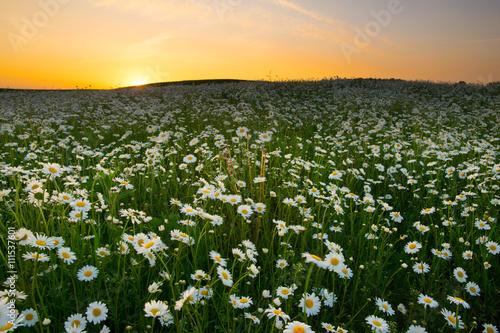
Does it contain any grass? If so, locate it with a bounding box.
[0,78,499,332]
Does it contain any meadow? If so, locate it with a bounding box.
[0,79,499,332]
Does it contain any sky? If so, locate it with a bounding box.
[0,0,499,89]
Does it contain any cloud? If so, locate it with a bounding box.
[466,38,500,44]
[85,0,213,21]
[272,0,337,24]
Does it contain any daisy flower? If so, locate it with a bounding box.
[65,313,87,330]
[465,281,480,296]
[299,292,321,316]
[77,265,99,282]
[322,322,336,332]
[70,198,92,212]
[0,189,11,201]
[417,294,439,308]
[244,312,260,324]
[420,207,435,215]
[302,252,327,269]
[462,250,473,260]
[19,308,38,327]
[66,325,87,333]
[23,252,50,262]
[28,234,54,250]
[406,324,427,333]
[58,247,77,265]
[283,321,313,333]
[483,324,499,333]
[43,163,63,177]
[183,154,197,164]
[404,241,422,254]
[337,267,353,279]
[86,301,108,324]
[209,251,227,267]
[397,303,407,314]
[441,308,464,329]
[96,247,111,258]
[276,286,294,299]
[264,306,290,323]
[217,266,233,287]
[375,298,395,316]
[390,212,403,222]
[413,262,430,274]
[237,204,253,218]
[253,202,266,214]
[453,267,467,283]
[144,300,168,317]
[276,259,288,269]
[447,296,470,309]
[365,315,389,332]
[485,241,500,255]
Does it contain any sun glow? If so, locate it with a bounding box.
[131,79,148,86]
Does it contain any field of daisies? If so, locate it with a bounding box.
[0,79,499,333]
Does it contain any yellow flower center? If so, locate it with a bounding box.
[305,299,314,308]
[310,254,322,261]
[72,320,81,327]
[36,240,46,246]
[188,296,194,301]
[487,328,494,333]
[222,272,229,279]
[424,298,432,303]
[150,309,160,316]
[409,244,416,249]
[84,270,93,277]
[383,304,389,310]
[201,290,208,296]
[240,298,248,303]
[92,308,102,317]
[76,201,86,207]
[457,271,464,278]
[293,326,306,333]
[373,320,382,327]
[273,309,283,316]
[281,289,290,295]
[447,315,456,324]
[99,251,107,256]
[330,258,340,266]
[342,269,348,274]
[490,245,497,251]
[470,286,476,292]
[241,209,248,215]
[138,239,145,247]
[144,241,155,249]
[62,253,70,259]
[25,313,34,320]
[215,256,222,262]
[180,233,188,238]
[48,167,57,173]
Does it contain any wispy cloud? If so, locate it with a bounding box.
[465,38,500,44]
[85,0,213,21]
[273,0,336,24]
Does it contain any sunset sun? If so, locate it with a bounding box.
[131,79,148,86]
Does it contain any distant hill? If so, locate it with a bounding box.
[117,79,252,90]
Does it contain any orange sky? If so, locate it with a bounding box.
[1,0,499,89]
